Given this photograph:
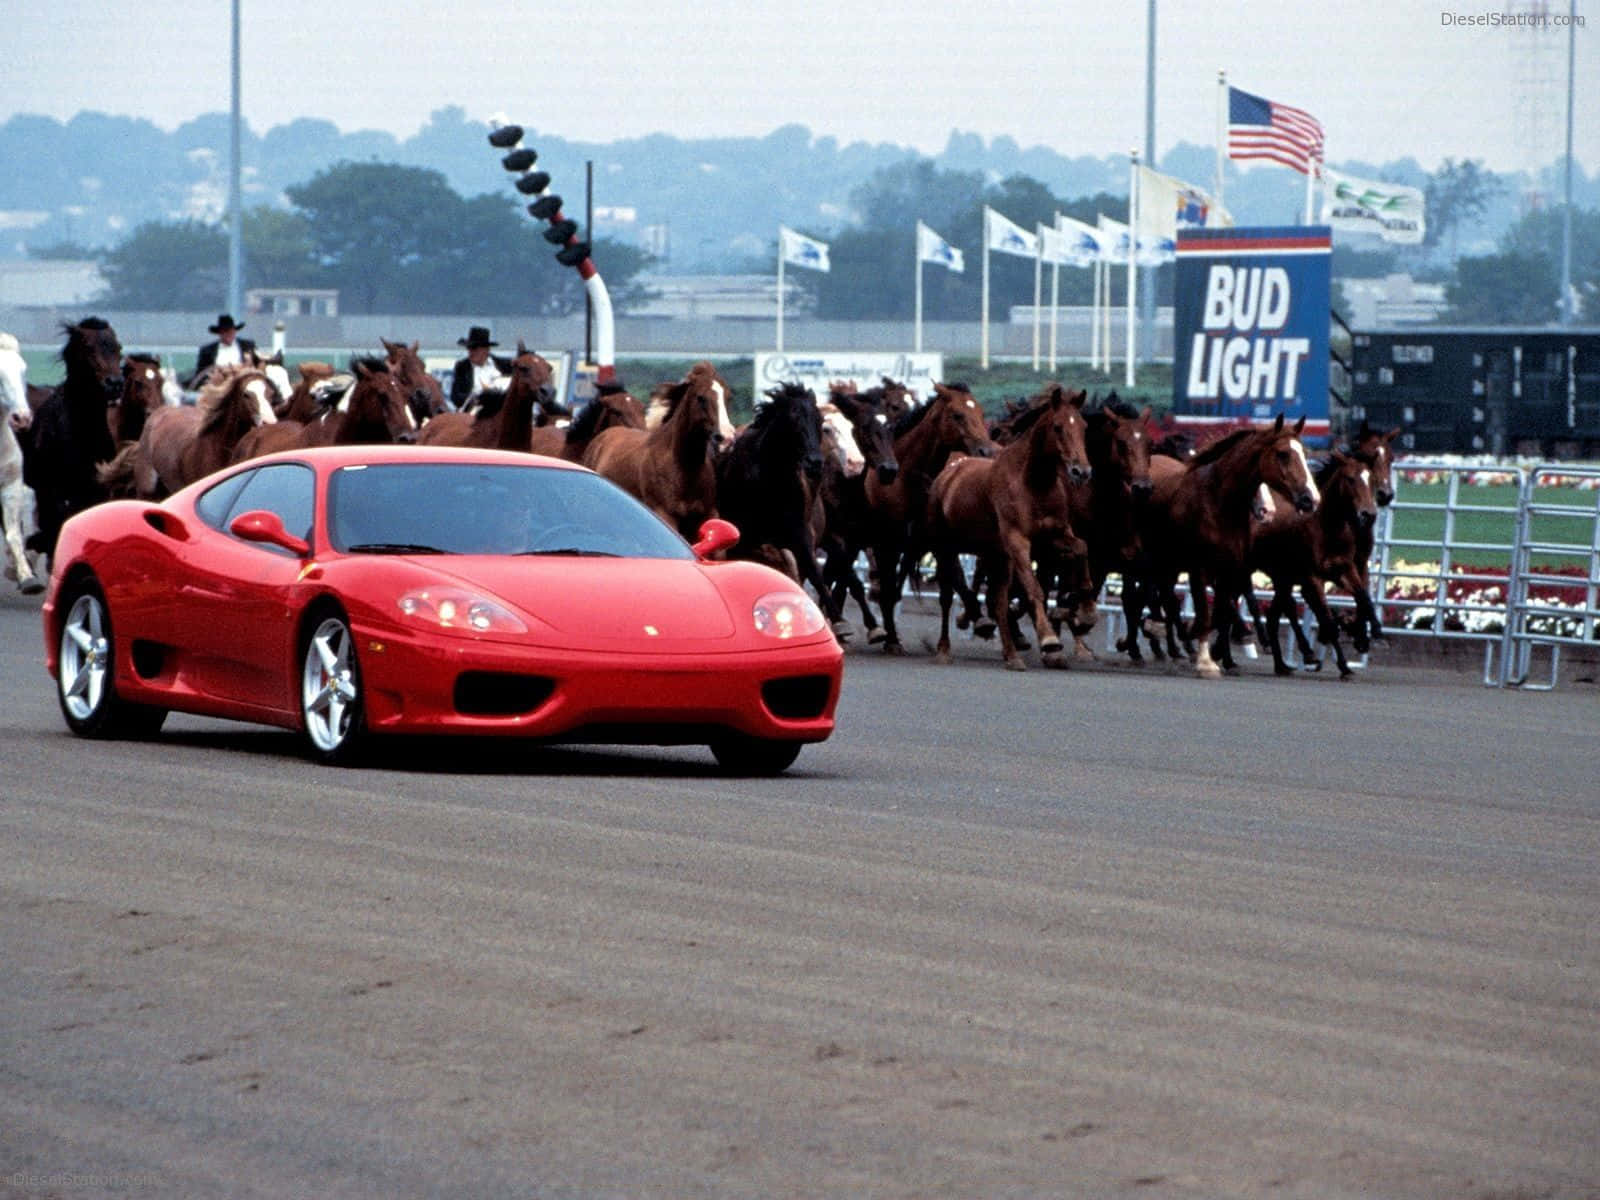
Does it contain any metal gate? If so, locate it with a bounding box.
[1498,465,1600,689]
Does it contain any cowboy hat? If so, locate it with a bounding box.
[458,326,498,348]
[209,314,245,333]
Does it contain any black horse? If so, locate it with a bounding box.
[21,317,122,563]
[715,381,849,640]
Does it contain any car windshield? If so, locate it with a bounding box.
[328,463,695,560]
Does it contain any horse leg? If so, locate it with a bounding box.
[1302,580,1353,678]
[933,549,960,664]
[2,478,43,593]
[1265,586,1296,676]
[1004,532,1063,668]
[873,536,906,654]
[1187,572,1222,679]
[828,546,882,644]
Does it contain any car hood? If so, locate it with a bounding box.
[427,556,740,642]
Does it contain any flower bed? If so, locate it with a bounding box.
[1382,559,1598,640]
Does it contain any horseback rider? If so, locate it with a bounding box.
[186,314,256,388]
[449,326,514,411]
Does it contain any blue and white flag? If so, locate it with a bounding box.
[917,221,965,273]
[1136,164,1230,265]
[1048,214,1107,268]
[779,225,830,272]
[1097,214,1131,263]
[984,207,1039,259]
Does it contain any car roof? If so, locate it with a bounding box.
[236,445,590,474]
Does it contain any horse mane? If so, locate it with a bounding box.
[1006,397,1053,437]
[196,367,266,435]
[126,352,160,368]
[349,356,390,375]
[566,393,618,441]
[1187,426,1259,468]
[893,396,939,438]
[0,332,18,353]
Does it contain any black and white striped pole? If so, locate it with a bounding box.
[487,116,617,387]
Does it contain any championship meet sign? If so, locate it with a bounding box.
[754,352,944,404]
[1171,226,1331,440]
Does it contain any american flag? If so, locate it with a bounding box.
[1227,86,1324,175]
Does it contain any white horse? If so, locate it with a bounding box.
[0,333,45,593]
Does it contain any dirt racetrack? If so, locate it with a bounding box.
[1,587,1597,1199]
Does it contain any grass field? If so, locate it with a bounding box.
[1386,481,1599,571]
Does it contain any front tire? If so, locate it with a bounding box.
[709,735,803,776]
[300,611,364,765]
[57,583,166,739]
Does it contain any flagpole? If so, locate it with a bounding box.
[1049,215,1061,372]
[1102,258,1113,375]
[1090,256,1101,372]
[981,208,991,370]
[776,228,786,353]
[1303,156,1317,225]
[1032,229,1043,372]
[1216,69,1227,212]
[914,223,925,354]
[1126,150,1138,390]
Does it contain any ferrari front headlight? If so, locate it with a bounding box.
[397,587,527,635]
[752,590,825,639]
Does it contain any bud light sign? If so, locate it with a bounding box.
[1172,226,1331,440]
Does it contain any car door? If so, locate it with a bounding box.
[172,462,316,715]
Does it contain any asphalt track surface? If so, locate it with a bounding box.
[1,583,1596,1200]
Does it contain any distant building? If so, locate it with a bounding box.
[245,287,339,318]
[0,259,107,307]
[1341,273,1448,326]
[629,274,783,320]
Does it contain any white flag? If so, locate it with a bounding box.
[779,225,831,272]
[917,221,965,273]
[1096,214,1131,263]
[1049,214,1106,268]
[984,207,1039,259]
[1321,166,1425,244]
[1133,165,1231,265]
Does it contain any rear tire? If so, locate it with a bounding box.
[300,610,365,765]
[56,582,167,739]
[709,735,803,776]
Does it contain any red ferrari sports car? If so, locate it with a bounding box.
[42,445,843,773]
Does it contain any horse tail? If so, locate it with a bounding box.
[95,441,141,496]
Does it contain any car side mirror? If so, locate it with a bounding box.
[230,509,311,556]
[691,517,739,559]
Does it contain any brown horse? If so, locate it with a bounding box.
[416,345,553,449]
[583,362,725,539]
[381,338,448,422]
[927,386,1092,670]
[862,381,996,653]
[275,361,338,423]
[1343,420,1400,648]
[1138,415,1321,678]
[530,383,646,460]
[1247,451,1380,678]
[232,358,418,462]
[95,354,172,498]
[129,365,279,498]
[1062,396,1156,661]
[815,383,900,643]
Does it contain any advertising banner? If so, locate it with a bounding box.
[1171,226,1331,441]
[754,351,944,404]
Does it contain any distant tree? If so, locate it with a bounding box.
[1425,158,1503,259]
[241,206,322,288]
[99,219,228,310]
[1446,251,1556,323]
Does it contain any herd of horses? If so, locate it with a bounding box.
[2,316,1402,680]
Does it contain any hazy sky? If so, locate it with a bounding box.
[8,0,1596,175]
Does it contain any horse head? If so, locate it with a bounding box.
[1349,419,1400,506]
[197,365,279,440]
[1259,414,1320,514]
[1320,450,1379,530]
[0,333,27,428]
[930,382,995,460]
[382,338,448,423]
[346,359,418,444]
[114,353,168,444]
[758,382,825,482]
[61,316,123,403]
[876,377,916,425]
[666,363,731,456]
[829,388,898,486]
[1089,401,1154,501]
[1037,384,1091,485]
